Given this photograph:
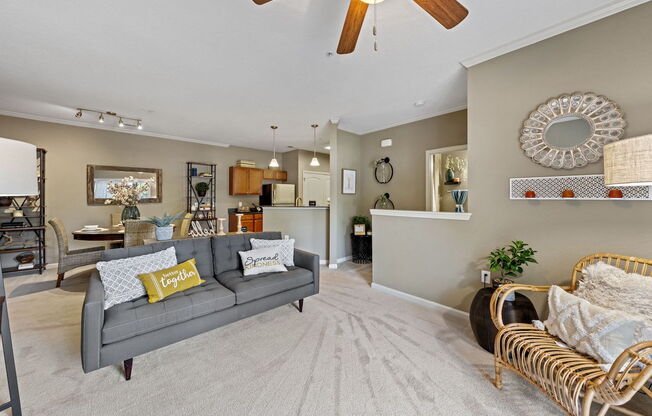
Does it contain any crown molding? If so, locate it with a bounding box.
[0,109,231,148]
[344,104,468,136]
[460,0,650,68]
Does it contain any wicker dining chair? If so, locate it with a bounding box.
[110,213,122,227]
[490,253,652,416]
[123,220,155,248]
[49,218,104,288]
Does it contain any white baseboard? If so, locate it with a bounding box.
[371,282,469,318]
[328,264,338,269]
[46,263,58,270]
[337,256,352,264]
[319,260,327,265]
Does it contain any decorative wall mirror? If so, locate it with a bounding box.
[87,165,162,205]
[520,92,626,169]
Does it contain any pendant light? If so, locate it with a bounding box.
[269,125,279,168]
[310,124,320,167]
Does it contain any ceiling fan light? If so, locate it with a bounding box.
[310,157,320,167]
[269,158,279,168]
[360,0,384,3]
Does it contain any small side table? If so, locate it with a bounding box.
[351,234,372,264]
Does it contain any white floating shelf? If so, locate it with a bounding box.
[509,174,652,201]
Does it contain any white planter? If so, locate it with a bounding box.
[155,226,174,241]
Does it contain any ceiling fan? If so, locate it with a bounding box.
[252,0,468,54]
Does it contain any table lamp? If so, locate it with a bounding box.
[0,137,36,415]
[604,134,652,187]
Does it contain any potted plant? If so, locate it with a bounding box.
[469,241,539,353]
[143,212,186,241]
[352,215,371,235]
[104,176,150,222]
[195,182,209,197]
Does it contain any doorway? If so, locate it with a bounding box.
[302,171,330,206]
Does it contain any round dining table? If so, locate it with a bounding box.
[72,226,125,241]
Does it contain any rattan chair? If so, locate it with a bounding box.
[123,220,155,247]
[49,218,104,288]
[490,253,652,416]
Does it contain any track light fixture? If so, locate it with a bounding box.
[74,108,143,130]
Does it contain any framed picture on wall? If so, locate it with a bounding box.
[342,169,356,194]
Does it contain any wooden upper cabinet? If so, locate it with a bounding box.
[263,169,276,180]
[229,166,263,195]
[248,168,263,195]
[263,169,287,182]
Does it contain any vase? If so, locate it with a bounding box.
[450,189,468,213]
[445,168,455,182]
[155,226,174,241]
[121,205,140,222]
[469,287,539,353]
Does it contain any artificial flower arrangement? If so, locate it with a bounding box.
[104,176,150,222]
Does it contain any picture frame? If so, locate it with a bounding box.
[342,169,357,195]
[353,224,366,236]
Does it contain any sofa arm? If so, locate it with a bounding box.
[595,341,652,405]
[81,270,105,373]
[489,283,572,330]
[294,248,320,294]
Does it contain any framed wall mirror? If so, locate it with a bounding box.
[87,165,162,205]
[520,92,626,169]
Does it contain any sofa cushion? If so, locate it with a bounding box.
[104,237,214,280]
[212,232,282,275]
[216,266,313,304]
[102,277,235,344]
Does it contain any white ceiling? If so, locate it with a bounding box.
[0,0,646,151]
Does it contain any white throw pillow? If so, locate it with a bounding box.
[239,246,287,276]
[97,246,177,309]
[544,285,652,366]
[250,238,295,266]
[577,261,652,318]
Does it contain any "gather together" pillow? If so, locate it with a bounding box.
[238,246,287,277]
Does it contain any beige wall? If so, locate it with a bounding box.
[359,110,467,213]
[0,115,282,262]
[283,149,330,201]
[263,208,329,260]
[372,3,652,312]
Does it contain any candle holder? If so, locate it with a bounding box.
[235,214,243,234]
[217,218,226,235]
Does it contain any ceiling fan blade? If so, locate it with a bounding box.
[412,0,468,29]
[252,0,273,5]
[337,0,369,55]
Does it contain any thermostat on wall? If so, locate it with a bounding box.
[380,138,392,148]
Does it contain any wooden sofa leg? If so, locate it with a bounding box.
[298,299,303,313]
[124,358,133,381]
[56,273,65,288]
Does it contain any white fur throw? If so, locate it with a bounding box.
[576,261,652,318]
[545,286,652,366]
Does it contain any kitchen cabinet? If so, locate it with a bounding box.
[263,169,288,181]
[229,167,263,195]
[228,212,263,232]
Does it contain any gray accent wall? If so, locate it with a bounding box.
[372,3,652,313]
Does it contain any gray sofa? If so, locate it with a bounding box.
[81,232,319,379]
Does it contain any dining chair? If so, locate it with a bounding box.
[176,213,193,239]
[123,220,156,248]
[110,213,122,227]
[49,218,104,288]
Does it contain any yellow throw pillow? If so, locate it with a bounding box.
[137,258,205,303]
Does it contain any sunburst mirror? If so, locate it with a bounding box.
[520,92,626,169]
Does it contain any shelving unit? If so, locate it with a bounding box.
[186,162,217,233]
[0,148,47,275]
[509,174,652,201]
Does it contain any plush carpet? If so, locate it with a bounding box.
[0,262,648,415]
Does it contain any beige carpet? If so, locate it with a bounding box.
[0,262,648,415]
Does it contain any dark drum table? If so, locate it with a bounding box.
[351,234,372,264]
[469,287,539,353]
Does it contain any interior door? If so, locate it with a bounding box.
[303,171,330,206]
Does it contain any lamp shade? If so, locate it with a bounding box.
[0,138,38,196]
[604,135,652,187]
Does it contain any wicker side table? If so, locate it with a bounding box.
[351,234,372,264]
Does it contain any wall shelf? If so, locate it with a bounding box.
[509,174,651,201]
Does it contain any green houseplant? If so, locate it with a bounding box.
[352,216,371,234]
[143,211,185,241]
[195,182,209,197]
[487,240,538,286]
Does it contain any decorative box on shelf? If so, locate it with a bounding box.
[509,174,651,201]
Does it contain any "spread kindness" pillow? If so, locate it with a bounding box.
[238,246,287,276]
[137,258,205,303]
